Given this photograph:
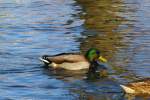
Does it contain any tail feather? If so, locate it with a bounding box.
[40,55,51,64]
[120,85,135,94]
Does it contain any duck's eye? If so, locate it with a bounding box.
[96,51,100,55]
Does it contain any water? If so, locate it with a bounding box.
[0,0,150,100]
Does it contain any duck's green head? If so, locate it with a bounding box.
[85,48,107,63]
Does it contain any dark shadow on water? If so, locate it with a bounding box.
[75,0,148,83]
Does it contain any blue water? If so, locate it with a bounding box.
[0,0,150,100]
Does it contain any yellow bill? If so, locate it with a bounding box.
[98,56,107,63]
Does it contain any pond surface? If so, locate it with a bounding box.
[0,0,150,100]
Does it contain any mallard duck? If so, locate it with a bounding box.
[120,79,150,95]
[40,48,107,71]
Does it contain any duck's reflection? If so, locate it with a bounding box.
[42,67,88,81]
[42,66,127,100]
